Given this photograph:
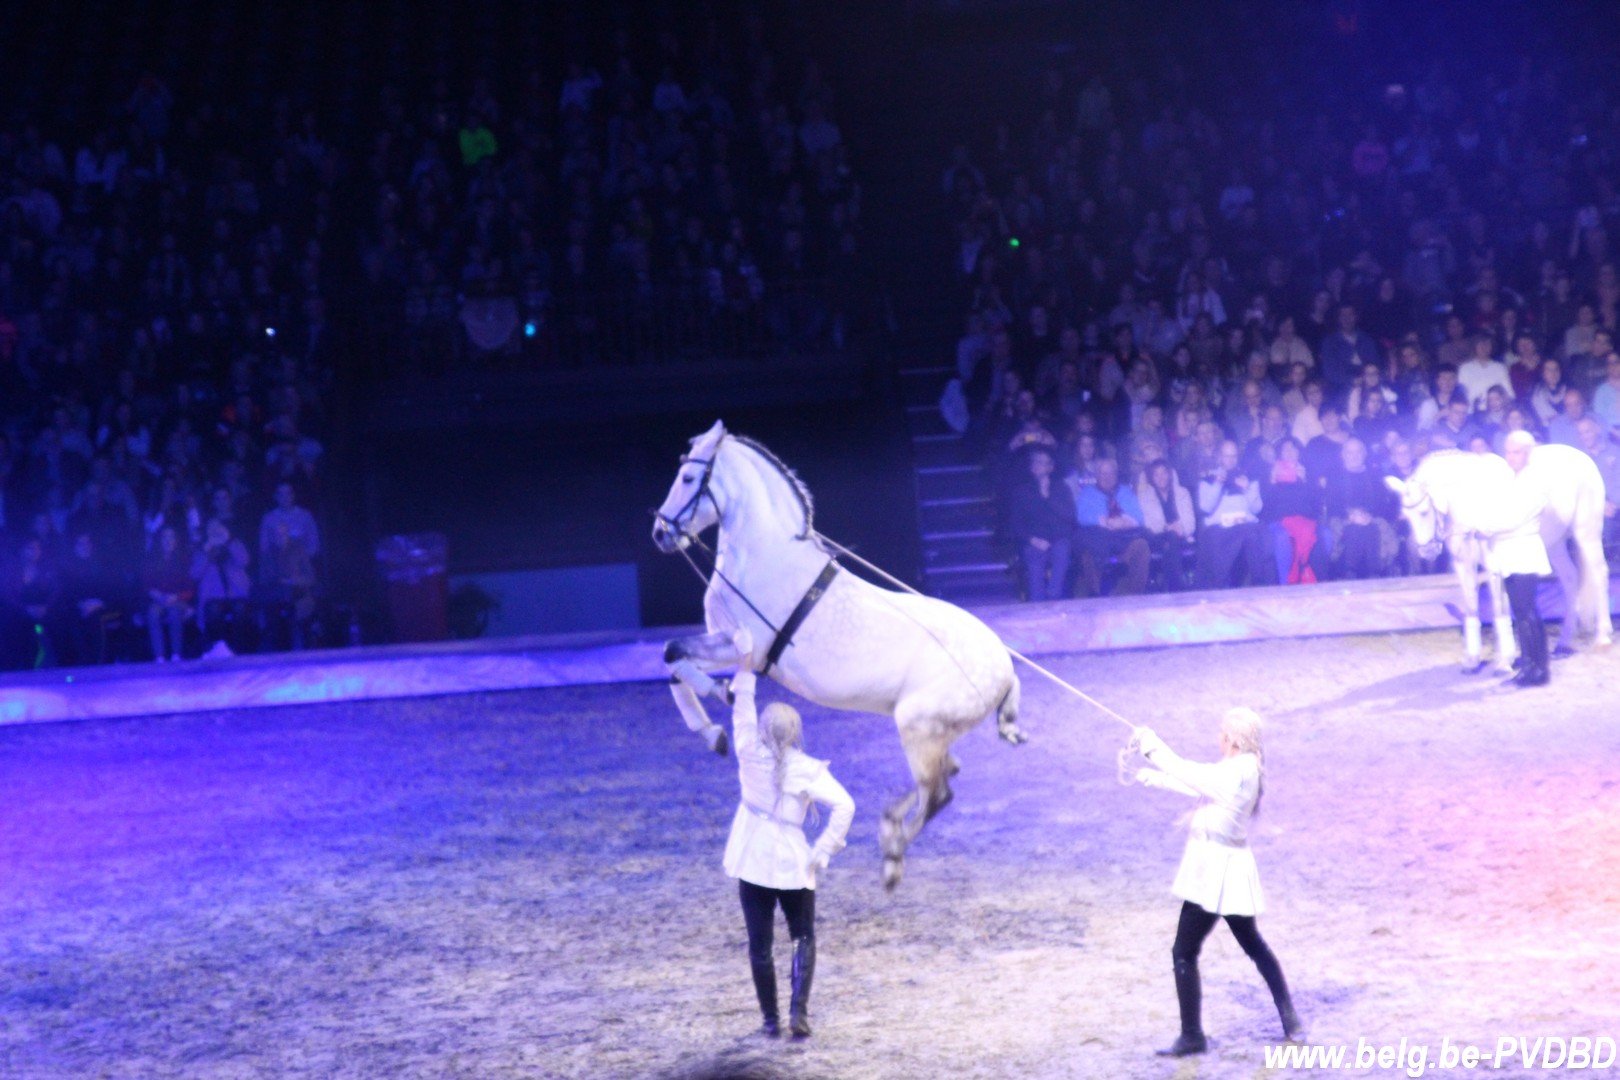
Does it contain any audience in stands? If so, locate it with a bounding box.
[952,42,1620,600]
[0,2,851,666]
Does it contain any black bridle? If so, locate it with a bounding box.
[1402,486,1457,548]
[653,442,723,546]
[652,437,784,637]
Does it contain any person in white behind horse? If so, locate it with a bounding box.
[1128,709,1302,1056]
[724,628,854,1039]
[1498,431,1554,687]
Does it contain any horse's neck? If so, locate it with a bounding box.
[717,524,824,583]
[1431,456,1511,524]
[715,458,824,585]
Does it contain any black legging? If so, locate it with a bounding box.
[1172,900,1294,1036]
[739,879,815,962]
[1504,572,1549,676]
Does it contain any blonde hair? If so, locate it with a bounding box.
[761,702,804,796]
[1222,707,1266,813]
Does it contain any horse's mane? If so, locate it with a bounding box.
[729,434,820,544]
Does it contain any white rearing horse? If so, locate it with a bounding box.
[652,421,1026,890]
[1386,446,1612,672]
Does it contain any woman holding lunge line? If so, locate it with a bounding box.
[1128,708,1303,1055]
[724,628,854,1039]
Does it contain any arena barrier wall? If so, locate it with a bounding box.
[1,573,1612,726]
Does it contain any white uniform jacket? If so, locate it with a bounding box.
[1486,468,1552,578]
[1140,746,1265,916]
[722,670,855,891]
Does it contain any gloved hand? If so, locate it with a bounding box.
[809,848,832,879]
[731,626,755,664]
[1132,726,1168,758]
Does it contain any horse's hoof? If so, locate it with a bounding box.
[1461,661,1486,675]
[882,857,904,891]
[1552,644,1577,660]
[998,725,1029,746]
[1593,639,1613,652]
[709,728,729,757]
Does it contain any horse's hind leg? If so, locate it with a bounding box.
[1576,530,1613,647]
[879,709,955,891]
[996,675,1028,744]
[1547,536,1582,653]
[879,791,917,891]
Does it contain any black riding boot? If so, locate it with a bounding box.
[1157,956,1208,1056]
[1524,613,1550,686]
[1511,618,1549,686]
[1277,992,1304,1041]
[788,935,816,1038]
[1260,963,1303,1040]
[749,955,779,1037]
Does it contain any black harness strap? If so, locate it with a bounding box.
[763,559,839,675]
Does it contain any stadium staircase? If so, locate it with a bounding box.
[899,366,1021,605]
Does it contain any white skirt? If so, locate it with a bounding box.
[1171,837,1264,917]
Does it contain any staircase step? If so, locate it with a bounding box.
[932,578,1023,605]
[919,499,998,532]
[919,495,992,508]
[908,412,954,438]
[911,438,978,470]
[921,528,994,541]
[916,470,990,502]
[925,561,1013,574]
[915,464,982,476]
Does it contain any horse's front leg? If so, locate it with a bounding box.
[665,631,744,756]
[1452,551,1487,673]
[1486,570,1519,673]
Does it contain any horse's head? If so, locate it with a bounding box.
[653,419,728,553]
[1385,473,1445,559]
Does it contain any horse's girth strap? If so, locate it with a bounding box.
[763,560,840,675]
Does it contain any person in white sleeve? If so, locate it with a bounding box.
[1128,708,1302,1056]
[724,628,855,1039]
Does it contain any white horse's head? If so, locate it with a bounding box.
[1385,473,1444,558]
[653,419,728,553]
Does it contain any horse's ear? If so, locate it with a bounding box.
[1383,476,1406,496]
[688,419,727,450]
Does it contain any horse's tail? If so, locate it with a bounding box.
[994,672,1026,746]
[1570,454,1612,635]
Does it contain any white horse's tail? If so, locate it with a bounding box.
[1569,459,1612,640]
[994,672,1026,745]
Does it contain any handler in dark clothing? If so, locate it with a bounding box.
[1007,446,1075,601]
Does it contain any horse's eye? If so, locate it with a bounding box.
[682,474,695,485]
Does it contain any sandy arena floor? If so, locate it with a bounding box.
[1,628,1616,1079]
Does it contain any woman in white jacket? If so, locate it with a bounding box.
[1130,708,1301,1055]
[724,629,855,1039]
